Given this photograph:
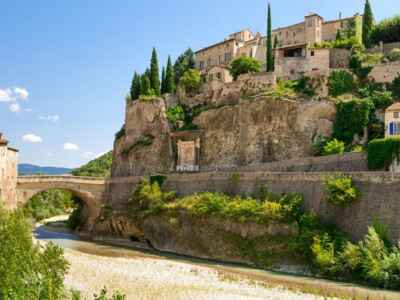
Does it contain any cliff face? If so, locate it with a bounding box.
[111,96,336,176]
[111,99,172,177]
[194,99,335,170]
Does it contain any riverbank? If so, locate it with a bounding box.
[35,217,400,300]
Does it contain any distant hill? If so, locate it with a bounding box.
[72,151,113,177]
[18,164,72,176]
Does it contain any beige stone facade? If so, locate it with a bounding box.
[0,133,18,209]
[385,103,400,138]
[195,13,361,80]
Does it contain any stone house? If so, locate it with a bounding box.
[195,13,361,80]
[385,103,400,138]
[0,133,18,209]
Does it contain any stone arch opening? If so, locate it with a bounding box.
[20,187,100,232]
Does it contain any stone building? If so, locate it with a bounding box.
[0,133,18,209]
[385,103,400,138]
[195,13,361,80]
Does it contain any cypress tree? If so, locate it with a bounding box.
[130,72,141,100]
[266,3,273,72]
[161,67,166,94]
[362,0,374,48]
[165,56,175,94]
[173,48,196,85]
[141,73,152,96]
[150,48,161,95]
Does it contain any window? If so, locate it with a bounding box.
[209,74,213,81]
[219,55,223,64]
[389,122,400,136]
[199,61,204,70]
[207,57,212,67]
[224,52,232,63]
[311,50,315,56]
[216,72,221,80]
[394,112,400,119]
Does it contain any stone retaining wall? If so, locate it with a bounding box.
[107,171,400,242]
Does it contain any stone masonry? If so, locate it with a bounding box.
[0,133,18,209]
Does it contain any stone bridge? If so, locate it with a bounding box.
[17,176,106,230]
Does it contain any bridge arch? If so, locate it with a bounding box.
[16,176,106,231]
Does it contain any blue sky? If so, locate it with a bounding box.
[0,0,396,168]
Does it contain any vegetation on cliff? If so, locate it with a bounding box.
[229,56,261,80]
[367,137,400,170]
[72,151,112,177]
[371,15,400,44]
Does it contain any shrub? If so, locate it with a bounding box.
[367,137,400,170]
[93,287,126,300]
[115,126,125,140]
[392,74,400,99]
[72,151,113,177]
[260,79,297,99]
[179,69,201,94]
[166,105,185,129]
[387,48,400,62]
[312,136,329,156]
[333,99,372,145]
[229,56,261,80]
[0,208,69,299]
[324,173,360,207]
[328,70,356,96]
[368,90,393,110]
[371,15,400,44]
[322,139,345,156]
[67,200,84,230]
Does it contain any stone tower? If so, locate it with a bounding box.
[0,133,19,209]
[304,13,323,45]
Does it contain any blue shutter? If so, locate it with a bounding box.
[390,122,394,135]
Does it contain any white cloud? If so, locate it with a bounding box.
[0,88,13,102]
[64,142,79,151]
[9,103,20,113]
[38,114,60,122]
[22,133,42,143]
[0,87,29,102]
[13,87,29,101]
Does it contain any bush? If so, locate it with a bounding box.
[392,74,400,99]
[93,287,126,300]
[328,70,356,96]
[312,136,329,156]
[368,90,393,110]
[367,137,400,170]
[387,48,400,62]
[0,208,69,299]
[333,99,372,145]
[128,179,303,225]
[322,139,345,156]
[166,105,185,129]
[371,15,400,44]
[313,226,400,289]
[179,69,201,94]
[229,56,261,80]
[324,173,360,207]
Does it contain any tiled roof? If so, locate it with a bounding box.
[386,102,400,112]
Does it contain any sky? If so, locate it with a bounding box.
[0,0,396,168]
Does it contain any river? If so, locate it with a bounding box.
[33,217,399,300]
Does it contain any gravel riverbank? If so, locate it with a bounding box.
[63,247,338,300]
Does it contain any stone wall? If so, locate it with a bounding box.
[329,48,350,69]
[0,142,18,209]
[368,42,400,55]
[369,61,400,83]
[193,98,335,171]
[105,171,400,243]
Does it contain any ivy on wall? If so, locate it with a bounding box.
[367,137,400,170]
[333,99,373,145]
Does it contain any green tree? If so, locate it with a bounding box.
[160,67,166,94]
[393,74,400,99]
[165,55,175,94]
[72,151,113,177]
[179,69,201,94]
[150,48,160,95]
[266,3,273,72]
[0,208,69,299]
[130,72,141,101]
[140,73,153,96]
[173,48,196,85]
[230,56,261,80]
[362,0,374,47]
